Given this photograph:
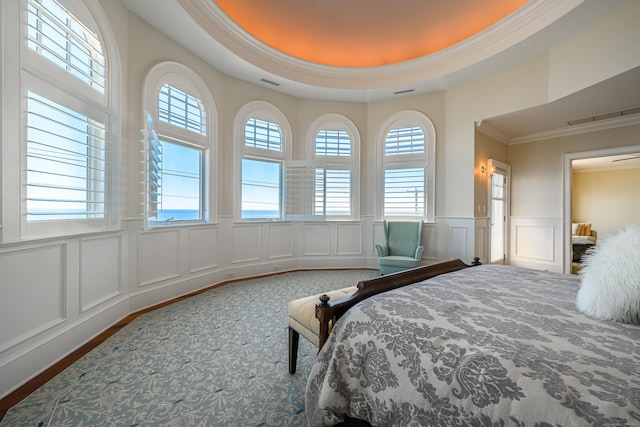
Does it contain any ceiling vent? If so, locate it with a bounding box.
[260,78,280,87]
[567,107,640,126]
[394,89,415,95]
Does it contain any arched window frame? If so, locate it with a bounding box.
[1,0,121,241]
[306,113,360,220]
[142,61,217,228]
[376,110,436,222]
[234,101,292,221]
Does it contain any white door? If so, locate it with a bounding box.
[488,160,510,264]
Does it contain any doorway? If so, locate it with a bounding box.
[488,159,511,264]
[562,144,640,274]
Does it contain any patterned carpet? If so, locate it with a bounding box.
[1,269,378,426]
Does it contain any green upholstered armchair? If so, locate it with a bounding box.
[376,220,424,275]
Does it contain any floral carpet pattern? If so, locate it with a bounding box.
[1,269,377,426]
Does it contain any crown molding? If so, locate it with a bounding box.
[509,114,640,144]
[177,0,583,90]
[476,120,511,144]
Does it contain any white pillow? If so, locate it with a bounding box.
[576,224,640,324]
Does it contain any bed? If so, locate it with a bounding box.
[572,229,597,263]
[306,260,640,426]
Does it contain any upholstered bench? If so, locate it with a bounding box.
[287,286,357,374]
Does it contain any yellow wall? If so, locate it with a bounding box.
[474,130,508,217]
[572,167,640,238]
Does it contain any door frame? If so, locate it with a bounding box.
[487,159,511,265]
[562,144,640,274]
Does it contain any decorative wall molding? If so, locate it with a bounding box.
[188,226,219,273]
[0,244,66,353]
[303,223,331,256]
[267,223,294,259]
[509,114,640,144]
[138,229,181,286]
[435,217,477,264]
[509,217,562,272]
[474,217,490,264]
[0,217,480,398]
[336,223,364,256]
[79,235,122,313]
[231,224,262,263]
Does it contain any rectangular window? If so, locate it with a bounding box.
[241,158,281,219]
[385,127,424,155]
[26,91,106,221]
[384,167,425,216]
[316,169,351,216]
[155,140,203,223]
[144,114,204,227]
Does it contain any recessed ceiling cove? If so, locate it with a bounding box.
[176,0,585,92]
[213,0,528,67]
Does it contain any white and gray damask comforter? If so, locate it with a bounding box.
[306,265,640,426]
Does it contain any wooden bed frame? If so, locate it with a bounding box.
[314,258,479,350]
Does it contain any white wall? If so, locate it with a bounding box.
[507,125,640,271]
[548,0,640,101]
[1,0,640,399]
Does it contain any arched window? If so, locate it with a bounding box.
[307,114,360,220]
[1,0,120,240]
[378,111,436,221]
[142,62,216,227]
[235,101,291,221]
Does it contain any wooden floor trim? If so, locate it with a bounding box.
[0,277,243,420]
[0,268,372,421]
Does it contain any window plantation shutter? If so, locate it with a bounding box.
[285,160,325,221]
[322,169,351,216]
[383,125,427,217]
[315,130,351,156]
[26,91,107,220]
[141,113,162,227]
[27,0,106,93]
[385,126,424,155]
[245,117,282,152]
[384,167,425,216]
[158,83,206,137]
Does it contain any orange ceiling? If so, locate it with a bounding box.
[213,0,528,68]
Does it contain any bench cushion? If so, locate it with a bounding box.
[288,286,357,346]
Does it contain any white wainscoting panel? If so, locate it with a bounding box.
[267,223,294,259]
[436,217,476,264]
[138,229,181,286]
[80,235,121,313]
[451,226,469,261]
[303,223,331,256]
[515,226,554,260]
[475,217,490,264]
[188,226,219,273]
[422,223,438,261]
[231,224,261,263]
[336,223,363,255]
[372,222,384,257]
[510,217,562,272]
[0,244,66,352]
